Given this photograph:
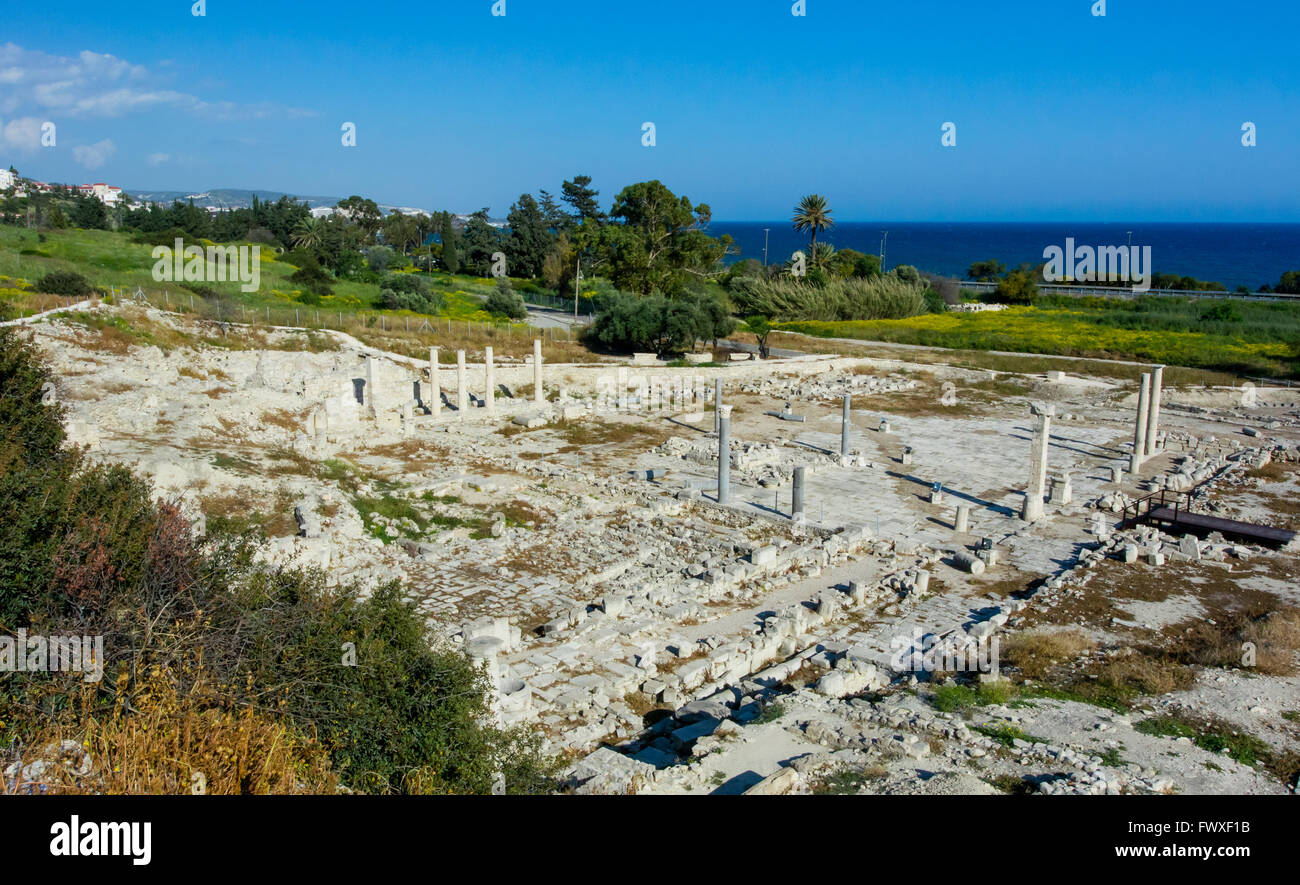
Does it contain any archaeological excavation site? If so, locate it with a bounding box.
[15,301,1300,798]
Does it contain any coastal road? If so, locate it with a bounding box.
[525,304,588,331]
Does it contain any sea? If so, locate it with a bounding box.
[710,222,1300,292]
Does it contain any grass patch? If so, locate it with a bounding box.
[1135,713,1275,771]
[751,701,786,725]
[930,680,1017,713]
[210,452,258,473]
[983,774,1035,795]
[813,766,889,795]
[352,493,429,543]
[201,488,298,538]
[972,723,1048,747]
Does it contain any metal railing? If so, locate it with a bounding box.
[1121,487,1195,528]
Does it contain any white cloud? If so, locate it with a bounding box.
[0,42,315,120]
[0,116,44,151]
[146,152,170,166]
[72,139,116,170]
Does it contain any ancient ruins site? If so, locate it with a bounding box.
[20,301,1300,795]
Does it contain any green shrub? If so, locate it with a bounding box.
[34,271,96,297]
[288,257,334,297]
[0,326,76,626]
[585,288,734,355]
[727,274,927,321]
[483,279,528,320]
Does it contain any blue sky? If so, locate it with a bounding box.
[2,0,1297,220]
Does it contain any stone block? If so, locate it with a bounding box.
[670,717,721,750]
[744,767,798,795]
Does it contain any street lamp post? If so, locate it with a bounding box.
[880,230,889,272]
[763,228,770,267]
[573,255,582,320]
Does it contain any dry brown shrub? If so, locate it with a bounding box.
[25,670,336,795]
[1001,630,1096,679]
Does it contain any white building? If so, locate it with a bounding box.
[0,167,15,191]
[76,182,124,206]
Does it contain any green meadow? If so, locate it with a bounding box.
[0,226,511,324]
[777,297,1300,379]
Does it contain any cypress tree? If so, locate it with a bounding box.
[440,212,460,274]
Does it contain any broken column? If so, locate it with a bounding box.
[429,347,441,417]
[1021,406,1054,522]
[717,404,732,505]
[456,350,468,415]
[533,339,544,404]
[792,465,806,517]
[313,405,328,449]
[841,395,851,457]
[1051,471,1073,505]
[1144,365,1163,459]
[1131,372,1150,472]
[484,346,496,415]
[954,504,971,533]
[365,355,380,419]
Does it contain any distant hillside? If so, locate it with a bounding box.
[125,187,344,210]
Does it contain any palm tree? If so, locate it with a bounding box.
[292,216,324,250]
[792,194,834,262]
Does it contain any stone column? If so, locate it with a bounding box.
[429,347,441,417]
[533,339,544,404]
[1131,372,1150,471]
[792,465,806,517]
[841,395,851,457]
[714,379,723,434]
[954,504,970,533]
[1021,406,1054,522]
[1144,365,1163,459]
[365,355,379,419]
[717,404,732,505]
[484,346,496,415]
[456,350,468,415]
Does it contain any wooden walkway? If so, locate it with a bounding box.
[1145,507,1296,547]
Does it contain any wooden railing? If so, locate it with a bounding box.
[1121,487,1195,528]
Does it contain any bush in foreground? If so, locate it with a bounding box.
[0,326,554,793]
